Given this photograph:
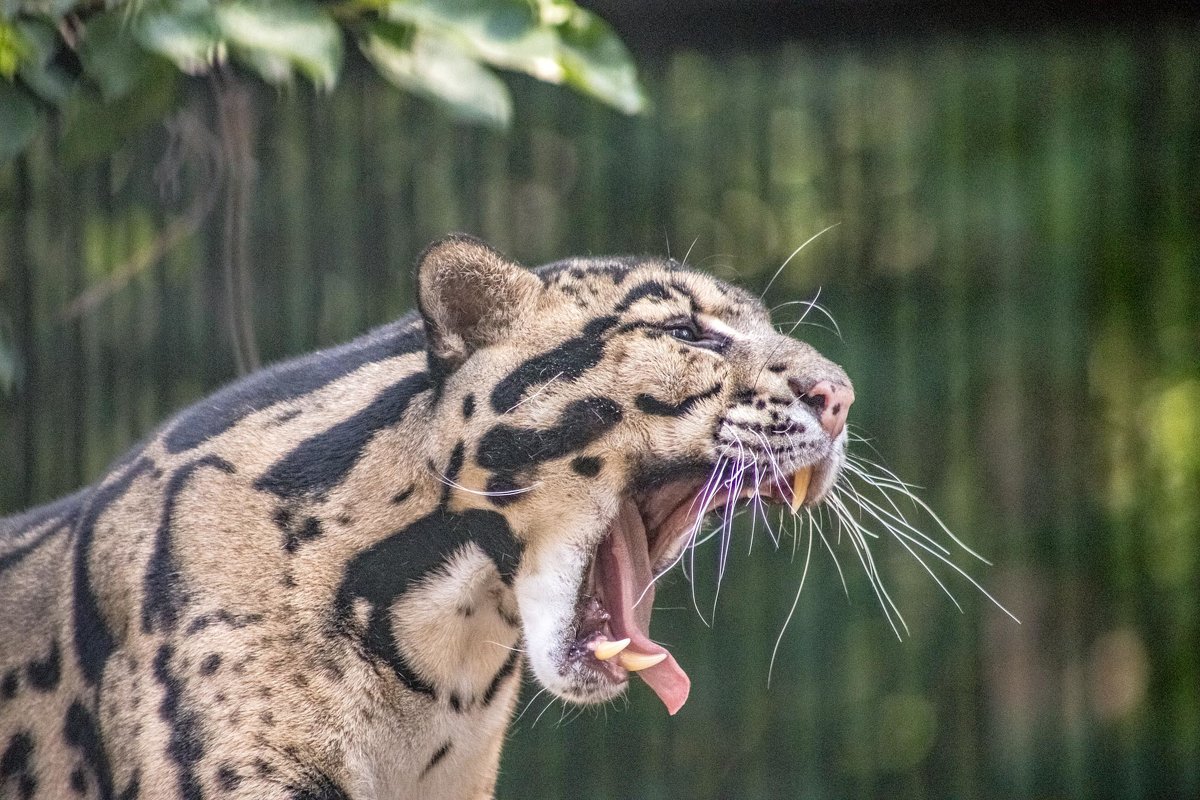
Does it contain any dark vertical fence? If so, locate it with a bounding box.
[1,24,1197,800]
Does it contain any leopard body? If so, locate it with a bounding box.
[0,236,852,799]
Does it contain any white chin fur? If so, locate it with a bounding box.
[513,538,591,700]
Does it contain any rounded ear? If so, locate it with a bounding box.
[416,234,541,370]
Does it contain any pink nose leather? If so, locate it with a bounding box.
[800,380,854,438]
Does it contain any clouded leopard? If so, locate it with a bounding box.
[0,235,855,799]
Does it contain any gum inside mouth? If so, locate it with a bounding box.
[571,465,816,714]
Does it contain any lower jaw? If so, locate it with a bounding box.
[557,460,829,710]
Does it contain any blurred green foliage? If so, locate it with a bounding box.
[1,14,1198,800]
[0,0,645,162]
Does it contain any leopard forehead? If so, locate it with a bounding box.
[533,255,772,331]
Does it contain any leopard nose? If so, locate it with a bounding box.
[790,378,854,439]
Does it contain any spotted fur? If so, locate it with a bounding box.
[0,235,852,799]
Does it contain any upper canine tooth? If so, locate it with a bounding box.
[591,637,631,661]
[618,650,667,672]
[791,467,813,513]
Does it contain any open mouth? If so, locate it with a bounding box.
[566,461,826,715]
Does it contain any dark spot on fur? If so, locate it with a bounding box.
[1,670,18,699]
[274,408,303,425]
[489,317,616,413]
[477,397,623,475]
[75,457,154,685]
[630,456,713,494]
[615,280,673,313]
[336,514,353,526]
[164,322,423,453]
[484,475,525,507]
[217,765,242,790]
[119,771,141,800]
[498,606,520,628]
[26,639,61,691]
[445,441,465,484]
[483,650,520,706]
[70,766,88,795]
[185,610,264,635]
[1,732,36,799]
[260,710,276,726]
[287,772,350,800]
[292,672,310,688]
[283,516,324,554]
[64,702,115,800]
[421,742,452,778]
[256,371,431,499]
[335,508,522,697]
[449,693,463,712]
[143,456,236,634]
[462,394,476,418]
[254,759,275,777]
[571,456,603,477]
[199,654,221,677]
[153,644,206,800]
[669,281,701,313]
[635,383,722,418]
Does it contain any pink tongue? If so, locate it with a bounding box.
[595,501,691,715]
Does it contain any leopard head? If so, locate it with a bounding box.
[417,235,853,714]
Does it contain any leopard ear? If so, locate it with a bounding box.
[416,234,541,370]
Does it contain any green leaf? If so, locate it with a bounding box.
[136,7,223,75]
[363,20,511,128]
[11,18,70,104]
[60,62,180,165]
[556,8,645,114]
[80,13,164,101]
[215,1,343,89]
[0,81,40,163]
[0,20,32,79]
[382,0,646,114]
[386,0,562,78]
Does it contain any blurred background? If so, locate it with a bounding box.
[1,2,1198,798]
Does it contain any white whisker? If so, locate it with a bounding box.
[429,469,541,498]
[847,455,991,564]
[768,507,813,687]
[759,223,841,299]
[514,686,549,725]
[505,372,564,413]
[828,494,907,639]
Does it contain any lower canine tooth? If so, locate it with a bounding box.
[591,637,631,661]
[618,650,667,672]
[791,467,813,513]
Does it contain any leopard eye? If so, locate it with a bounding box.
[659,319,729,353]
[667,325,698,342]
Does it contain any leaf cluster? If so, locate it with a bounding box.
[0,0,646,162]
